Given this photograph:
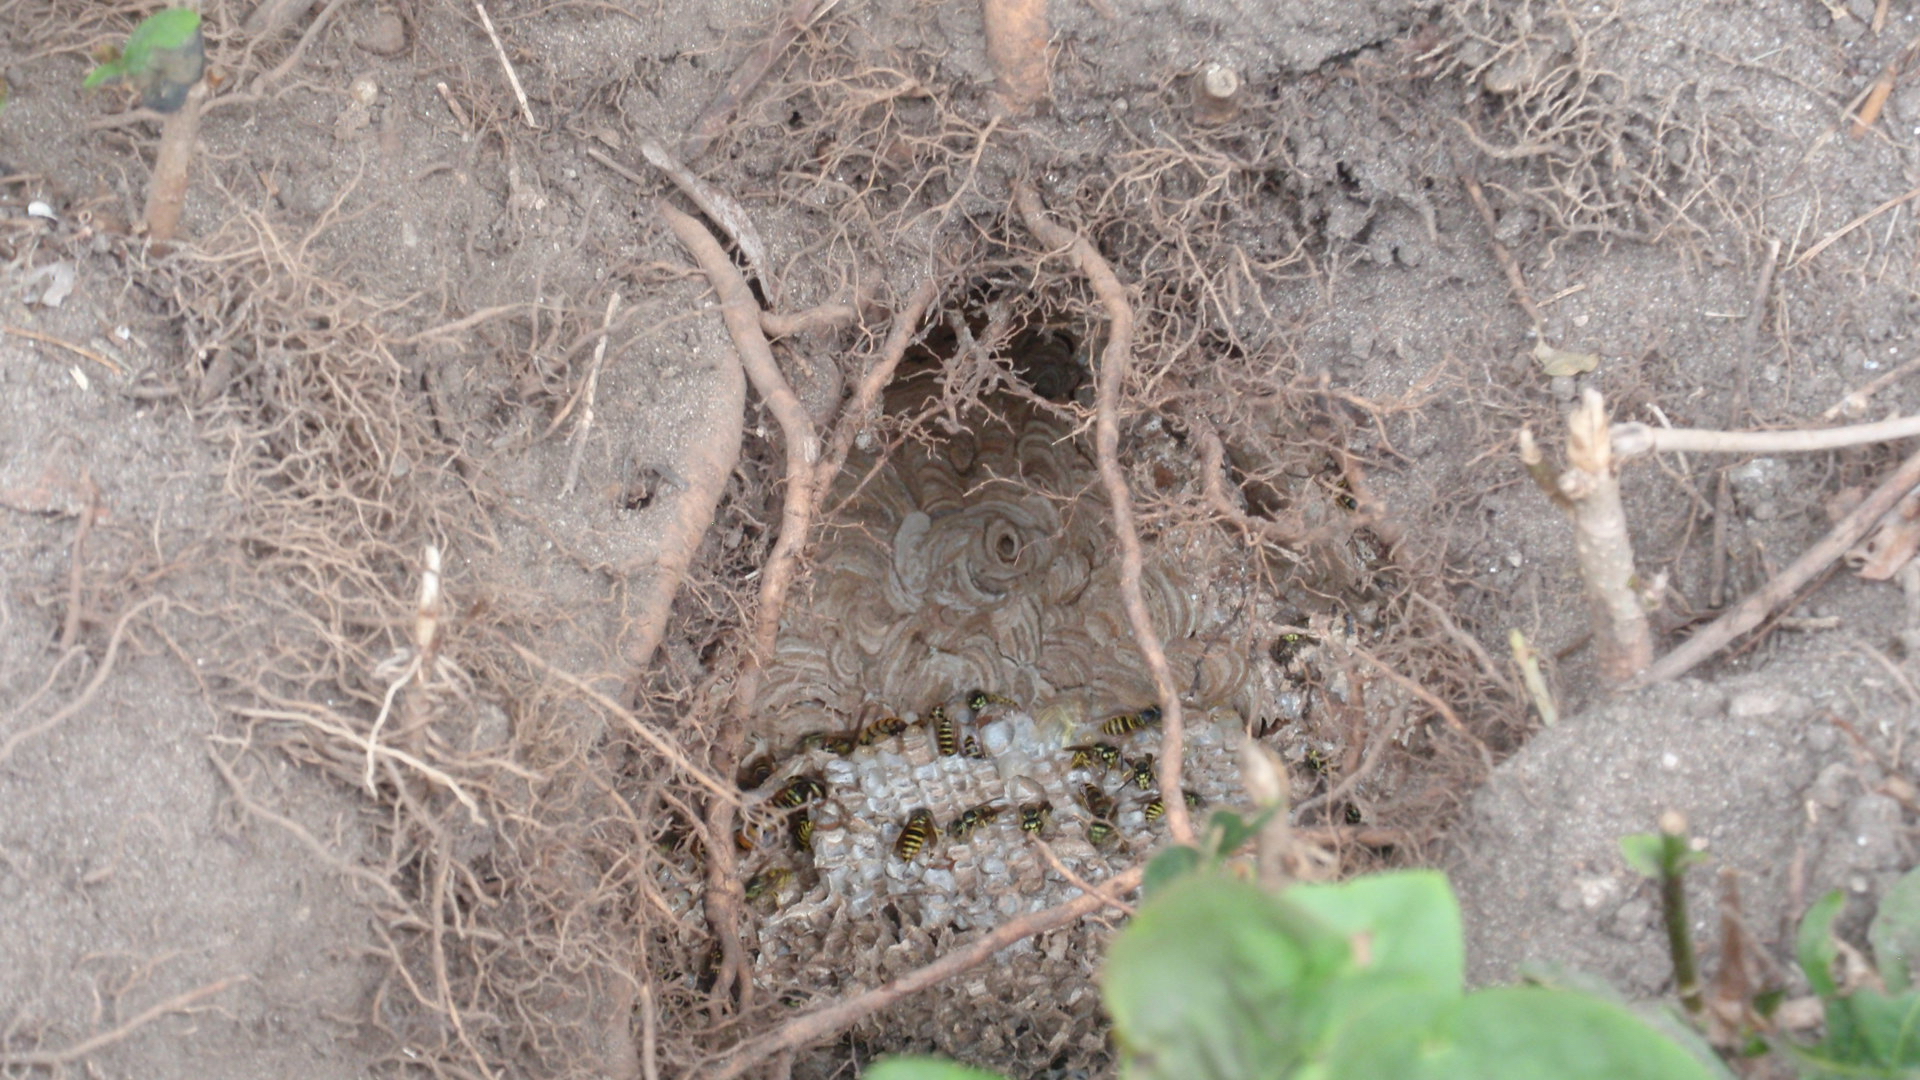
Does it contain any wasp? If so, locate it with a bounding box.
[961,734,987,759]
[1018,800,1053,835]
[966,689,1016,713]
[858,714,908,746]
[737,754,776,790]
[947,801,1005,840]
[1080,783,1119,847]
[1143,789,1205,822]
[1100,704,1163,737]
[734,812,781,852]
[790,808,814,854]
[1066,743,1122,771]
[1271,629,1318,669]
[893,807,936,861]
[796,731,858,756]
[1303,747,1335,776]
[1125,753,1156,790]
[1079,783,1117,820]
[929,705,961,756]
[744,866,793,902]
[771,774,827,810]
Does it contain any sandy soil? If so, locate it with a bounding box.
[4,0,1920,1076]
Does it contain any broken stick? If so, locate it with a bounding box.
[1631,440,1920,687]
[1523,388,1653,683]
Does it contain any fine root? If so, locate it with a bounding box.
[1013,179,1196,847]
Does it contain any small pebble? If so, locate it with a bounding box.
[356,11,406,55]
[1609,897,1654,941]
[1808,762,1854,810]
[1728,688,1805,720]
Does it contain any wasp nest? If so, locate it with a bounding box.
[726,390,1305,983]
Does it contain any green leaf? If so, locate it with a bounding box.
[1286,870,1465,992]
[1104,874,1348,1080]
[1421,986,1725,1080]
[1142,845,1201,900]
[84,56,129,90]
[1870,867,1920,993]
[1205,804,1283,861]
[1620,833,1666,878]
[83,9,204,112]
[1800,891,1848,1000]
[1316,977,1457,1077]
[1792,989,1920,1076]
[866,1058,1008,1080]
[1206,810,1252,857]
[1849,989,1920,1068]
[123,8,202,63]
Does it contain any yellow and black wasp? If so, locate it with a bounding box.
[744,866,793,903]
[893,807,937,861]
[947,801,1005,840]
[1018,800,1053,836]
[734,811,781,853]
[1100,704,1163,737]
[1143,789,1205,822]
[1066,742,1122,771]
[961,734,987,759]
[1124,753,1156,790]
[771,774,827,810]
[790,807,814,854]
[858,714,909,746]
[966,689,1016,713]
[1080,783,1119,847]
[928,705,961,756]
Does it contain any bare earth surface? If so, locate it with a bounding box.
[5,0,1920,1076]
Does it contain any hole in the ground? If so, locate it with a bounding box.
[730,287,1341,996]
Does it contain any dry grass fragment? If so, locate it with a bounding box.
[473,0,537,128]
[1,325,125,374]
